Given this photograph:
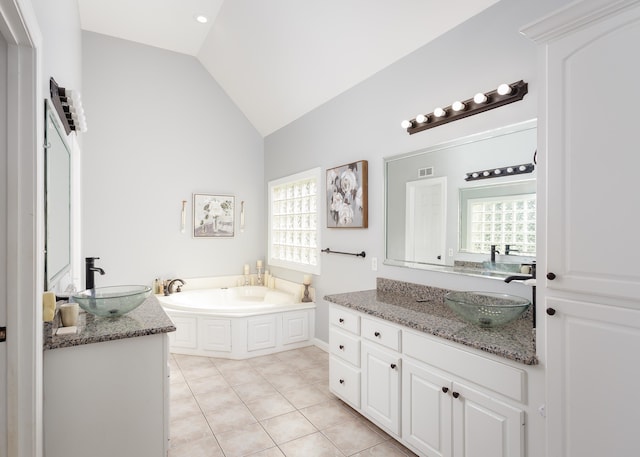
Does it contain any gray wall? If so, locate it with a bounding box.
[81,32,265,286]
[265,0,570,343]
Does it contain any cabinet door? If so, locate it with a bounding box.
[361,342,401,435]
[546,297,640,457]
[168,314,197,349]
[247,316,276,351]
[451,382,524,457]
[200,318,231,352]
[536,2,640,301]
[402,359,452,457]
[282,311,309,345]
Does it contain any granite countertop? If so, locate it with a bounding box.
[44,294,176,351]
[324,278,537,365]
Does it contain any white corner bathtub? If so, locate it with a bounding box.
[158,284,316,359]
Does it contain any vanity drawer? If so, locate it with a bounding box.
[361,317,401,352]
[330,328,361,367]
[330,305,360,335]
[329,357,361,408]
[403,329,526,403]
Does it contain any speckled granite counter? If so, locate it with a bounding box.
[324,278,537,365]
[43,294,176,350]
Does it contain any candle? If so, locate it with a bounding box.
[244,264,250,275]
[257,259,263,268]
[303,274,312,285]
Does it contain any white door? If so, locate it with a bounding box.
[546,297,640,457]
[0,26,8,456]
[402,359,452,457]
[405,177,447,265]
[361,342,401,435]
[451,382,524,457]
[541,2,640,301]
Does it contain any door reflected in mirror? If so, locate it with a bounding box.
[384,120,536,277]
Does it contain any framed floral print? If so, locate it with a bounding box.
[327,160,368,228]
[193,194,235,238]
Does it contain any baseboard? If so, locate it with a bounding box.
[313,338,329,352]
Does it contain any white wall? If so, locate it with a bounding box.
[81,32,264,286]
[265,0,571,344]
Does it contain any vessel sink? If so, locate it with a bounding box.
[72,285,152,317]
[444,291,530,327]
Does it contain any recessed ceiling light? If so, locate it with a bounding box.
[195,15,208,24]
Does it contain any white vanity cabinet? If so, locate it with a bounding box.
[44,333,170,457]
[521,1,640,456]
[328,304,527,457]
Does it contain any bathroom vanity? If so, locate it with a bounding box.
[43,295,175,457]
[325,278,539,457]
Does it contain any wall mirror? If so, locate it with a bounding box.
[384,119,536,277]
[45,100,72,289]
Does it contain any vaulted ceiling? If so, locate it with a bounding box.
[78,0,499,136]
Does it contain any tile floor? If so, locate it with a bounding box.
[169,345,418,457]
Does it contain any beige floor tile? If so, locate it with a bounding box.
[171,380,195,401]
[221,365,265,386]
[187,373,230,396]
[300,400,358,430]
[254,360,298,376]
[278,432,344,457]
[169,413,213,448]
[181,363,221,381]
[212,357,254,372]
[263,372,308,392]
[261,410,317,444]
[247,353,283,368]
[247,446,286,456]
[168,436,224,457]
[299,365,329,383]
[216,422,276,457]
[233,379,279,403]
[175,354,216,370]
[204,402,257,435]
[280,384,328,409]
[171,395,202,422]
[245,392,296,421]
[322,418,386,456]
[195,386,244,413]
[349,440,411,457]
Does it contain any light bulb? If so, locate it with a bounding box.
[472,172,479,178]
[519,165,527,171]
[401,120,413,129]
[497,83,512,95]
[494,169,501,175]
[416,114,428,124]
[195,15,209,23]
[434,107,446,118]
[473,93,488,104]
[507,167,514,173]
[452,101,465,112]
[483,171,490,177]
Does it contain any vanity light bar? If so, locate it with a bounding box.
[402,80,528,135]
[50,77,88,135]
[465,163,534,182]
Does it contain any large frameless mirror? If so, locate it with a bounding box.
[44,99,72,289]
[384,119,537,277]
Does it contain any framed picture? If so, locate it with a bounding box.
[327,160,368,228]
[193,194,235,238]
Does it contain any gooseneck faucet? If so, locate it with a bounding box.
[85,257,105,289]
[504,262,537,328]
[165,279,185,295]
[490,245,500,263]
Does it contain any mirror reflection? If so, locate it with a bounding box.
[385,120,536,276]
[45,100,72,289]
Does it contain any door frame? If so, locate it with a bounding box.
[0,0,43,456]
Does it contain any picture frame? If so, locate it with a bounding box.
[193,194,235,238]
[327,160,368,228]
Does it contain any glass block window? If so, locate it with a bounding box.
[268,167,321,274]
[466,193,536,255]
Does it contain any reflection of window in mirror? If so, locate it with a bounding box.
[459,180,536,256]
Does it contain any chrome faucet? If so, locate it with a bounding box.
[85,257,105,289]
[504,262,537,328]
[165,278,185,295]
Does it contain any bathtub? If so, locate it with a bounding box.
[157,281,316,359]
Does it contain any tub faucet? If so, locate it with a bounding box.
[165,279,185,295]
[85,257,105,290]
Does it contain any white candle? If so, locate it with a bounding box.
[303,274,312,285]
[244,264,250,275]
[257,259,263,268]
